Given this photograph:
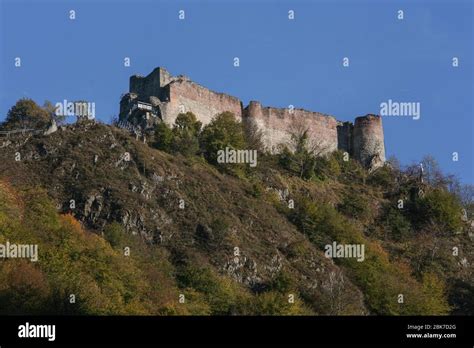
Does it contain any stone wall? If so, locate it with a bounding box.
[337,121,353,153]
[244,101,338,154]
[160,79,242,126]
[119,67,386,169]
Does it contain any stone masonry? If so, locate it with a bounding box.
[119,67,386,168]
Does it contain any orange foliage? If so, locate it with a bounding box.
[367,240,389,262]
[60,213,84,235]
[0,179,25,220]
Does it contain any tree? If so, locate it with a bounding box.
[416,155,453,189]
[153,113,202,156]
[171,112,202,156]
[243,119,264,152]
[278,121,329,179]
[382,206,412,241]
[419,273,450,315]
[153,122,174,152]
[411,188,463,233]
[3,98,51,130]
[174,112,202,134]
[199,112,246,165]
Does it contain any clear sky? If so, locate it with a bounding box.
[1,0,472,183]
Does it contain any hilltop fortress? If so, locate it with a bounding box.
[119,67,385,168]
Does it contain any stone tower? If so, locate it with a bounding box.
[130,67,172,100]
[352,114,386,169]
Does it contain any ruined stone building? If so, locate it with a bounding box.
[119,67,386,168]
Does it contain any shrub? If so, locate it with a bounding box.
[289,197,353,247]
[409,188,463,233]
[103,222,125,247]
[419,273,450,315]
[333,151,366,184]
[382,207,412,240]
[268,271,294,293]
[367,165,394,188]
[0,261,51,314]
[242,291,309,315]
[313,154,341,180]
[176,266,245,315]
[337,191,371,221]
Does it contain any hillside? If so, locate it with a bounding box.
[0,119,473,315]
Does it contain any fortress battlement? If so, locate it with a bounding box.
[119,67,385,168]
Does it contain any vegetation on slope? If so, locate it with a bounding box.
[0,99,472,315]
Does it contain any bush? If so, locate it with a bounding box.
[249,181,264,198]
[367,165,394,188]
[289,197,353,247]
[337,191,371,221]
[176,266,245,315]
[333,151,367,184]
[409,188,463,233]
[382,207,412,240]
[103,222,125,247]
[0,261,51,314]
[268,271,294,293]
[313,154,341,180]
[241,291,309,315]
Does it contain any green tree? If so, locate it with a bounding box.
[383,207,412,240]
[3,98,51,130]
[278,123,328,180]
[243,119,264,152]
[171,112,202,156]
[199,112,246,165]
[153,122,174,152]
[411,188,463,233]
[419,273,450,315]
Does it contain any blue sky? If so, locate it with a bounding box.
[1,0,472,183]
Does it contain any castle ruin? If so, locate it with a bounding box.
[119,67,386,168]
